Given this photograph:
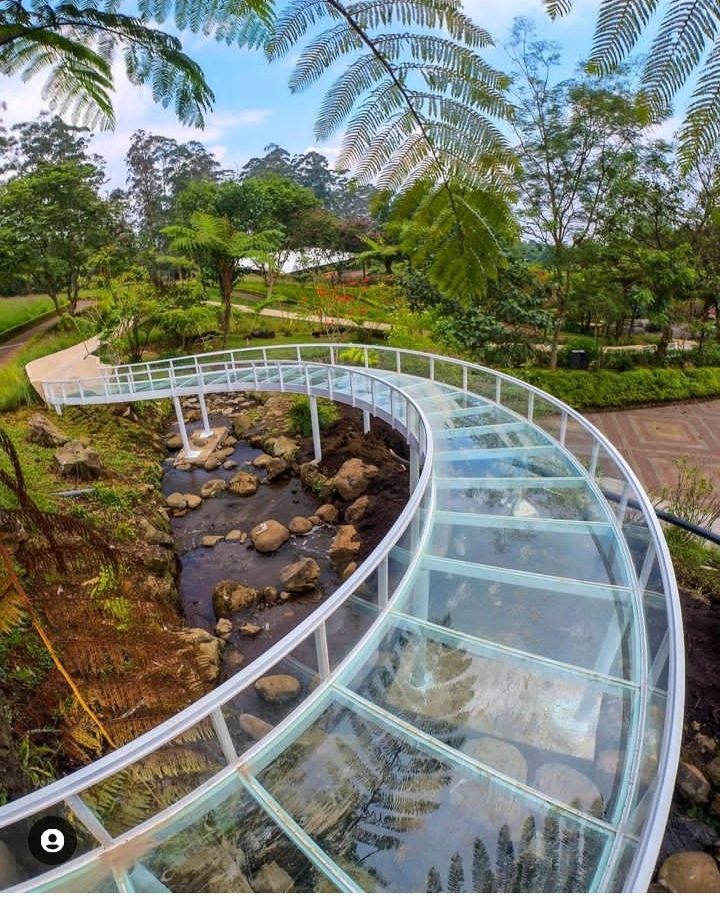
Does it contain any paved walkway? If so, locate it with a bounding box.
[588,400,720,501]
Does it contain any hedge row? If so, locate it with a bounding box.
[514,366,720,411]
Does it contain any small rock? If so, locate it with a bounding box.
[54,440,103,480]
[658,852,720,892]
[28,413,69,447]
[239,623,262,637]
[164,433,183,451]
[216,446,235,461]
[252,862,294,893]
[228,471,259,496]
[329,525,361,568]
[281,557,321,594]
[265,457,290,481]
[697,734,717,755]
[200,478,227,498]
[253,453,273,468]
[300,462,332,497]
[204,454,221,471]
[309,515,321,526]
[341,561,357,581]
[184,494,202,509]
[175,461,192,472]
[202,535,224,548]
[225,529,246,542]
[165,492,187,510]
[238,713,273,741]
[677,762,711,804]
[280,591,290,601]
[142,574,177,604]
[332,458,379,501]
[212,580,261,617]
[251,520,290,553]
[263,586,279,604]
[706,757,720,787]
[255,674,301,704]
[180,628,221,683]
[289,516,313,535]
[316,503,339,524]
[265,435,299,459]
[224,435,237,446]
[214,618,233,640]
[345,494,371,523]
[191,433,209,447]
[225,648,245,668]
[223,459,238,470]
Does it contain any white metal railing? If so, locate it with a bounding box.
[12,344,683,893]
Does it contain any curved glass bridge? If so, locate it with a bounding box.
[2,344,682,892]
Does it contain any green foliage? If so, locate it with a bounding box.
[666,529,720,601]
[559,335,599,366]
[288,396,340,436]
[338,347,379,366]
[0,296,60,333]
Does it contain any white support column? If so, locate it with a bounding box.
[363,409,371,434]
[197,391,213,438]
[173,395,200,458]
[309,394,322,462]
[410,444,420,492]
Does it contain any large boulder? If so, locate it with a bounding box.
[265,458,290,481]
[180,628,222,683]
[332,458,379,501]
[27,413,69,448]
[254,674,301,704]
[658,853,720,892]
[329,525,361,569]
[212,580,261,617]
[251,520,290,553]
[281,557,321,594]
[228,471,258,496]
[54,440,103,480]
[200,478,227,498]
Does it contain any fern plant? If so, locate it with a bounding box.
[266,0,518,300]
[544,0,720,167]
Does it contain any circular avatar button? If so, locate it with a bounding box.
[27,816,77,866]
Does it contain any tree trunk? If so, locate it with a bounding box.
[657,323,672,362]
[549,318,562,370]
[220,267,234,348]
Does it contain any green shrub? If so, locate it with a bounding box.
[338,347,380,366]
[559,335,599,366]
[288,396,340,436]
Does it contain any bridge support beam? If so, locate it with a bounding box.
[197,391,213,438]
[173,396,200,459]
[310,395,322,462]
[363,410,371,434]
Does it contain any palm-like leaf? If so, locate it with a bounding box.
[542,0,720,166]
[268,0,516,299]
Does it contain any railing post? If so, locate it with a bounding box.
[378,556,389,610]
[462,366,468,392]
[495,376,501,405]
[589,441,600,478]
[210,708,238,764]
[197,391,212,437]
[309,395,322,462]
[429,357,435,381]
[410,444,420,492]
[330,345,336,365]
[278,363,284,391]
[559,411,568,446]
[173,395,199,459]
[395,349,401,373]
[363,409,371,434]
[527,393,535,422]
[65,794,112,846]
[314,623,331,679]
[364,346,369,368]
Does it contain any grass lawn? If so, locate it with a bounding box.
[0,295,61,335]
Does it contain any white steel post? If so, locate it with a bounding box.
[310,395,322,462]
[410,444,420,492]
[197,391,213,437]
[173,395,199,458]
[363,409,371,434]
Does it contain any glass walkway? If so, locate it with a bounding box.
[2,344,683,892]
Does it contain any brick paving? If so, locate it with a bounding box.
[587,400,720,501]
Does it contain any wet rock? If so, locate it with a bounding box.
[180,628,221,683]
[230,412,252,437]
[165,492,187,510]
[705,757,720,787]
[265,457,290,481]
[216,446,235,461]
[316,503,339,524]
[332,458,379,501]
[54,440,103,479]
[239,623,262,637]
[224,435,237,446]
[225,648,245,668]
[175,461,192,472]
[658,852,720,892]
[677,762,711,804]
[191,433,209,447]
[341,561,357,581]
[255,674,301,703]
[263,586,279,605]
[212,580,261,617]
[184,493,202,509]
[345,495,371,523]
[203,455,221,471]
[251,520,290,553]
[201,535,224,548]
[252,862,294,893]
[225,529,246,542]
[28,413,69,447]
[281,557,321,594]
[200,478,227,498]
[252,453,273,468]
[163,433,183,451]
[214,618,233,640]
[289,516,313,535]
[329,525,361,568]
[309,514,321,526]
[533,764,602,813]
[223,459,238,470]
[238,713,272,741]
[228,471,258,496]
[280,591,290,601]
[265,435,299,459]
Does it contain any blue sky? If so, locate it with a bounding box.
[0,0,677,189]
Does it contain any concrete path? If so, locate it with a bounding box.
[587,400,720,501]
[224,299,391,332]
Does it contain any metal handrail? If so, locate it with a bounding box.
[28,343,683,893]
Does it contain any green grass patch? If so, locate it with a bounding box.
[288,396,340,436]
[0,295,60,335]
[666,529,720,601]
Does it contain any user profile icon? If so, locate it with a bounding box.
[28,816,77,866]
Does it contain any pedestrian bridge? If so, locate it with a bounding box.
[2,344,682,892]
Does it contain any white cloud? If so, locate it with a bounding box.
[462,0,597,38]
[648,116,681,143]
[304,143,344,168]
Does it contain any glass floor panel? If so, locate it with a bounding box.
[435,422,552,451]
[435,482,607,521]
[434,446,581,480]
[427,520,632,587]
[257,699,611,893]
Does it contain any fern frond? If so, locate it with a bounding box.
[678,38,720,168]
[543,0,574,17]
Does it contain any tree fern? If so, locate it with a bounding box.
[543,0,720,166]
[267,0,516,300]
